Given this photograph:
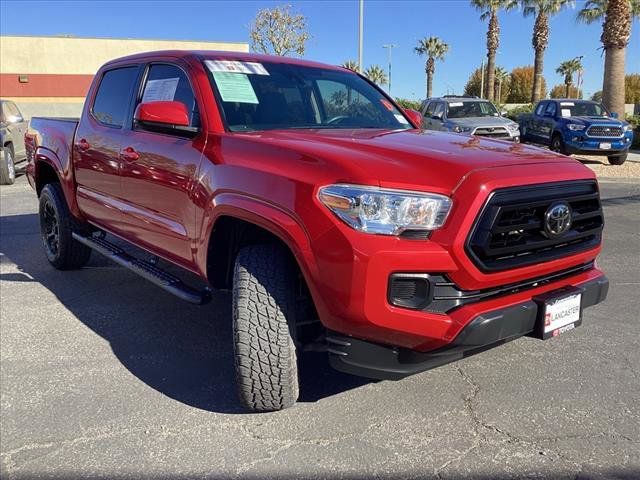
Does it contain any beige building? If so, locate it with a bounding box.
[0,35,249,118]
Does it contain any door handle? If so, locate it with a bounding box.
[119,146,140,161]
[78,138,91,151]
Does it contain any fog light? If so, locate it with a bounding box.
[388,274,432,310]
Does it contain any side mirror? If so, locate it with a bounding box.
[501,110,508,117]
[134,101,197,135]
[610,112,619,119]
[403,108,423,127]
[6,115,23,124]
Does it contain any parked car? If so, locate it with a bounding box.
[1,99,28,185]
[420,96,520,141]
[518,99,634,165]
[25,51,608,412]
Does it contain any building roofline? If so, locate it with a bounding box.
[0,34,248,45]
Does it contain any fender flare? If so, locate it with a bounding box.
[196,192,320,287]
[34,146,82,217]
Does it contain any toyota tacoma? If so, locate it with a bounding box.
[518,99,633,165]
[25,51,608,412]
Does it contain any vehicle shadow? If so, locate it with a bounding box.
[0,213,371,414]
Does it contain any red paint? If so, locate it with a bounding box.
[26,50,607,352]
[134,101,190,127]
[0,73,93,97]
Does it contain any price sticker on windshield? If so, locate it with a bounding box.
[205,60,269,75]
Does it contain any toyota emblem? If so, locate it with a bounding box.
[544,202,572,237]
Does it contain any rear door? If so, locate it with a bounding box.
[74,65,140,228]
[118,62,206,268]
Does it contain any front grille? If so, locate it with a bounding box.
[586,126,623,137]
[466,181,603,272]
[474,127,509,138]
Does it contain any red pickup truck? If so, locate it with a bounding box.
[25,51,608,412]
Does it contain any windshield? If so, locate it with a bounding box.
[204,60,412,132]
[558,101,607,117]
[447,101,499,119]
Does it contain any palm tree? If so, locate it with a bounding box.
[578,0,639,117]
[363,65,388,86]
[556,57,583,97]
[522,0,574,103]
[341,60,360,72]
[414,36,450,98]
[494,66,510,102]
[471,0,518,101]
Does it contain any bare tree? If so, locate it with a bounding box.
[249,5,310,56]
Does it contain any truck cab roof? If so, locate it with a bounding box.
[103,50,345,72]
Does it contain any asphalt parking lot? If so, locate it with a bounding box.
[1,174,639,480]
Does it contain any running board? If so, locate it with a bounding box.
[72,233,212,305]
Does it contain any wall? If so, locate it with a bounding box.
[0,35,249,119]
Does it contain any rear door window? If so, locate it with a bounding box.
[92,66,139,128]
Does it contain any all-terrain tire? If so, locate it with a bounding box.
[0,147,16,185]
[232,244,299,412]
[607,152,627,165]
[39,183,92,270]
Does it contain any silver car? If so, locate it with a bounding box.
[420,96,520,142]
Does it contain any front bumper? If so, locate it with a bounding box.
[563,132,633,155]
[328,274,608,380]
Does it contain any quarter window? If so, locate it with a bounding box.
[92,67,139,127]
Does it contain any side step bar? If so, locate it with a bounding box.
[72,233,212,305]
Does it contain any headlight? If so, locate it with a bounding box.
[567,124,586,131]
[507,123,519,132]
[452,125,472,133]
[318,184,452,235]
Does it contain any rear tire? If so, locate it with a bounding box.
[232,244,299,412]
[0,147,16,185]
[550,133,567,155]
[607,152,627,165]
[39,183,92,270]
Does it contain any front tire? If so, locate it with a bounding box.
[0,147,16,185]
[608,152,627,165]
[39,183,92,270]
[232,244,299,412]
[550,133,567,155]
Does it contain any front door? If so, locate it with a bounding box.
[118,63,206,269]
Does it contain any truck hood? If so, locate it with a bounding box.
[240,128,587,193]
[447,116,517,128]
[564,116,626,126]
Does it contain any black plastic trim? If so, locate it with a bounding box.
[329,274,608,380]
[72,232,211,305]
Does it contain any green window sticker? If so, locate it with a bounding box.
[212,72,258,104]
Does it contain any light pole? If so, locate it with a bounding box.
[358,0,364,72]
[382,43,397,95]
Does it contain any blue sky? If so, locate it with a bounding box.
[1,0,638,100]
